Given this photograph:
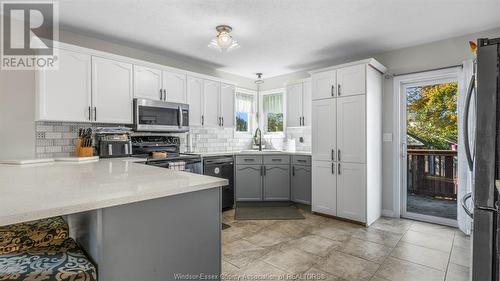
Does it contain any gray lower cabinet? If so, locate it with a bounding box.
[291,165,312,204]
[235,164,262,201]
[263,165,290,201]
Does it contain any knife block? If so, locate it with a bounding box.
[78,147,94,157]
[75,138,82,156]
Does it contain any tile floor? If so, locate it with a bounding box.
[221,208,470,281]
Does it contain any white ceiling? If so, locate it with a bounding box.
[57,0,500,79]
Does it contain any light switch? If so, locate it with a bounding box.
[383,133,393,142]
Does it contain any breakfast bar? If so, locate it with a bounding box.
[0,158,227,281]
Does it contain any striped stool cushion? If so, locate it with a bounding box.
[0,238,97,281]
[0,217,69,255]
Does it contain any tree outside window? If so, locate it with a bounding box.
[235,92,255,133]
[263,93,284,133]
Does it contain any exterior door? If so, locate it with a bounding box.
[36,48,92,122]
[336,64,366,97]
[312,160,337,216]
[187,76,203,127]
[337,95,366,163]
[91,57,133,124]
[220,83,235,128]
[312,99,336,161]
[133,65,162,100]
[263,165,290,201]
[286,82,303,127]
[203,80,221,127]
[163,70,186,103]
[302,81,312,126]
[337,162,366,222]
[312,70,336,100]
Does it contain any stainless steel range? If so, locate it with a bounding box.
[131,135,202,174]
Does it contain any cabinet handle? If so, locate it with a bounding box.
[202,115,204,126]
[271,159,282,162]
[338,163,341,175]
[331,163,335,174]
[331,149,335,161]
[331,85,334,96]
[263,166,266,176]
[338,84,341,96]
[222,117,224,127]
[260,165,263,176]
[338,149,341,161]
[302,116,305,126]
[163,89,167,101]
[159,89,163,100]
[292,165,295,176]
[297,159,307,163]
[244,159,254,162]
[88,106,91,121]
[94,107,97,121]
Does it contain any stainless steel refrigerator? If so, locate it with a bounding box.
[464,37,500,281]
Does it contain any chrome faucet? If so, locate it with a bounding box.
[254,128,262,151]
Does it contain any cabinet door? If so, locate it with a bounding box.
[337,163,366,222]
[286,82,303,127]
[163,70,187,103]
[235,165,262,201]
[187,76,203,127]
[311,70,336,100]
[312,99,336,161]
[220,83,235,128]
[291,165,312,205]
[36,48,92,122]
[133,65,162,100]
[337,95,366,163]
[92,57,133,124]
[263,165,290,201]
[203,80,221,127]
[302,81,312,126]
[312,160,336,216]
[336,64,366,97]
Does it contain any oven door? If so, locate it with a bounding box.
[134,98,189,132]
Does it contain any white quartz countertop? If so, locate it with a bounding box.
[0,158,227,226]
[193,150,312,157]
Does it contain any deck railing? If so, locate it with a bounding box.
[407,149,457,200]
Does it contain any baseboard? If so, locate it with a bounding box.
[382,209,397,217]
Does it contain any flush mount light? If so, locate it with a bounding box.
[208,25,240,52]
[254,73,264,84]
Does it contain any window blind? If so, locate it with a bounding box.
[263,94,283,113]
[235,93,254,113]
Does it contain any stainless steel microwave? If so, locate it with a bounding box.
[133,98,189,132]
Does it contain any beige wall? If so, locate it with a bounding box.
[263,27,500,214]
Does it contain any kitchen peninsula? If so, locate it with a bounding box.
[0,158,227,281]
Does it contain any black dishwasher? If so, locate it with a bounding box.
[203,156,234,210]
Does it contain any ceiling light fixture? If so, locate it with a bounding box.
[208,25,240,52]
[254,73,264,84]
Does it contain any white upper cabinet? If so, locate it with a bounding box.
[286,82,303,127]
[337,95,366,163]
[302,81,312,126]
[311,160,337,216]
[203,80,221,127]
[163,70,187,103]
[133,65,162,100]
[336,64,366,97]
[312,99,336,161]
[312,70,336,100]
[92,57,133,124]
[36,48,92,122]
[337,163,366,222]
[220,83,235,128]
[187,76,204,127]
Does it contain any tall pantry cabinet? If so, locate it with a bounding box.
[310,59,386,226]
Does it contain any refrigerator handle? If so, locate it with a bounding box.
[463,75,475,171]
[461,192,474,219]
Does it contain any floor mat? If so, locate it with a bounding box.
[234,202,305,220]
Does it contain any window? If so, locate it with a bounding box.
[235,91,255,133]
[262,92,284,133]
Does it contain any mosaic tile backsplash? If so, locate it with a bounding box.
[35,121,311,158]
